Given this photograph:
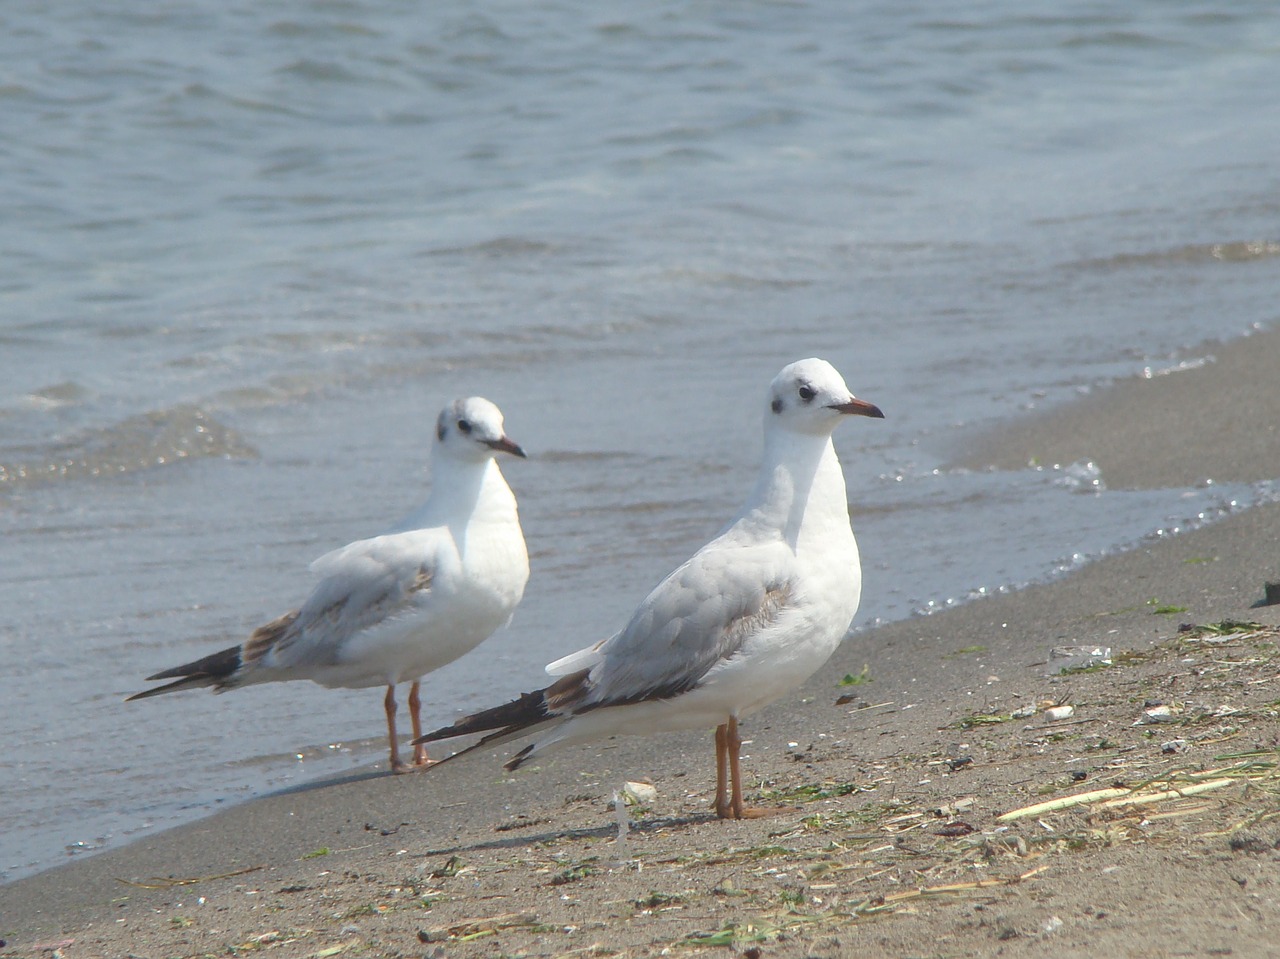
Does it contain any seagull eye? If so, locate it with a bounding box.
[457,419,473,434]
[797,385,816,403]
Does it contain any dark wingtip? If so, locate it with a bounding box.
[126,644,244,701]
[413,722,459,746]
[126,674,213,701]
[503,743,536,771]
[413,687,553,746]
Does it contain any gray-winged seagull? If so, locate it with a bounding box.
[416,359,881,817]
[129,397,530,774]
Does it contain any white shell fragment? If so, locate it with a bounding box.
[1043,705,1075,721]
[1048,645,1112,674]
[1140,704,1179,723]
[934,796,976,817]
[621,780,658,805]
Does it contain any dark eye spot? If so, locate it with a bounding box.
[771,397,783,414]
[798,385,816,403]
[457,419,472,434]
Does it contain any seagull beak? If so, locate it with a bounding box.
[829,397,884,419]
[485,435,527,458]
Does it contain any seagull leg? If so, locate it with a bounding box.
[408,681,435,767]
[385,684,410,774]
[726,716,749,818]
[726,716,787,819]
[713,723,732,818]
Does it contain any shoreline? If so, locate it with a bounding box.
[5,328,1280,956]
[951,324,1279,491]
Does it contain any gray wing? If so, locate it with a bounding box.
[248,531,439,671]
[578,538,796,711]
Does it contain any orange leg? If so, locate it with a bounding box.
[719,716,787,820]
[408,681,434,767]
[713,723,732,818]
[384,684,409,773]
[727,715,747,818]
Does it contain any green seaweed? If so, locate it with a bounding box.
[839,665,873,686]
[948,645,988,657]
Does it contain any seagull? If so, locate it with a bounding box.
[416,358,882,817]
[128,397,530,774]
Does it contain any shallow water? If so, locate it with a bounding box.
[3,0,1280,880]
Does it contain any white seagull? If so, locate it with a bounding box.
[128,397,530,774]
[417,359,882,817]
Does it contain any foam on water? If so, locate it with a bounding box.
[0,406,257,490]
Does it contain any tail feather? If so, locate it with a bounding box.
[503,741,538,771]
[126,644,243,701]
[416,667,590,744]
[415,687,552,744]
[424,717,558,770]
[414,667,591,766]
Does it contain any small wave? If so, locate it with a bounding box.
[537,449,646,464]
[0,405,257,490]
[659,266,814,290]
[424,236,563,259]
[267,19,380,40]
[23,381,89,411]
[1052,459,1106,494]
[276,58,366,84]
[1071,240,1280,271]
[1060,30,1185,51]
[1140,357,1212,378]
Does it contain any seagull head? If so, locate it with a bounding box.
[766,358,884,435]
[435,397,526,462]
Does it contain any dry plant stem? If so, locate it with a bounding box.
[1102,778,1234,808]
[996,788,1131,822]
[998,768,1251,822]
[114,865,264,889]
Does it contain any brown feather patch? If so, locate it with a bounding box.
[722,581,793,649]
[545,668,591,713]
[411,565,433,593]
[243,610,300,666]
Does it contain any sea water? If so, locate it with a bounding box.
[3,0,1279,880]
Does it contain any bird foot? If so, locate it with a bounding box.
[714,801,791,820]
[390,759,433,775]
[413,745,436,768]
[735,804,791,819]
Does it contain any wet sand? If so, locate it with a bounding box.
[954,326,1280,490]
[5,328,1280,958]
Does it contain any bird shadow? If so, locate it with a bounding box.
[417,812,717,859]
[261,766,390,798]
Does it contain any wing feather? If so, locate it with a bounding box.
[261,532,440,670]
[577,540,795,711]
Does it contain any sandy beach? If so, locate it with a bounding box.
[5,328,1280,958]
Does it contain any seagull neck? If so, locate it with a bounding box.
[743,430,849,549]
[401,456,514,532]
